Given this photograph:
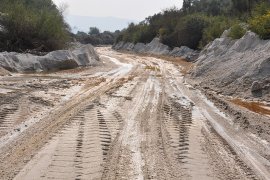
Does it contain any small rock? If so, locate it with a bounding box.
[251,81,262,92]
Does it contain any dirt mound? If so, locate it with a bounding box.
[0,44,99,72]
[190,31,270,101]
[113,38,198,61]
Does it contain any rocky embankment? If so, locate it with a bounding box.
[113,38,199,61]
[0,44,99,72]
[190,31,270,101]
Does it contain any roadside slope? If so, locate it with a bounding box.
[113,38,199,61]
[190,31,270,101]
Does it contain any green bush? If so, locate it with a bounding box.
[228,23,247,39]
[115,0,270,50]
[162,14,208,49]
[200,16,234,48]
[249,2,270,39]
[0,0,70,52]
[251,1,270,17]
[249,12,270,39]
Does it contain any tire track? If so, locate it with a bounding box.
[0,104,19,135]
[14,78,137,180]
[162,99,191,164]
[161,95,215,179]
[41,104,121,180]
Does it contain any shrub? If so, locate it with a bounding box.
[200,16,234,47]
[162,14,208,49]
[75,30,119,45]
[228,23,247,39]
[249,11,270,39]
[251,1,270,17]
[0,0,70,52]
[248,2,270,40]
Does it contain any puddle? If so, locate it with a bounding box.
[100,55,133,78]
[230,99,270,116]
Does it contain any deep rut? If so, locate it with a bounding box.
[162,98,192,163]
[0,105,19,128]
[16,102,123,180]
[161,94,215,179]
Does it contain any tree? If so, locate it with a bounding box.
[0,0,70,52]
[183,0,193,12]
[89,27,100,35]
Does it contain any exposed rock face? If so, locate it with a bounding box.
[0,44,99,72]
[191,31,270,100]
[113,38,198,61]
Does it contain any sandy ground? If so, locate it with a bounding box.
[0,47,269,180]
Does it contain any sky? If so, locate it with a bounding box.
[53,0,183,21]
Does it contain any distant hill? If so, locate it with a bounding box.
[65,15,138,33]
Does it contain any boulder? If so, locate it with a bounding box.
[0,44,99,72]
[134,43,146,53]
[145,38,170,55]
[170,46,199,61]
[122,42,135,51]
[251,81,262,92]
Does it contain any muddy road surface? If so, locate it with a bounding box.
[0,47,269,180]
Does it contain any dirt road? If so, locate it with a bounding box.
[0,47,269,179]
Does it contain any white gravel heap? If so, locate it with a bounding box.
[0,44,99,72]
[191,31,270,99]
[113,38,198,61]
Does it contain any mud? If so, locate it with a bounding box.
[0,47,269,180]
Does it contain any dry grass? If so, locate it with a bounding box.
[230,99,270,116]
[128,75,135,81]
[145,65,160,72]
[83,77,106,89]
[156,55,194,75]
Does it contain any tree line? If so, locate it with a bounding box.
[74,27,120,46]
[0,0,118,53]
[116,0,270,49]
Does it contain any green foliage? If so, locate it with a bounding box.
[0,0,70,52]
[117,22,155,44]
[228,23,247,39]
[89,27,100,35]
[162,14,208,49]
[248,1,270,39]
[200,16,235,47]
[75,30,119,45]
[116,0,270,49]
[249,12,270,39]
[251,1,270,16]
[190,0,233,16]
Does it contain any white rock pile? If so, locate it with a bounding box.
[0,44,99,72]
[191,31,270,99]
[113,38,199,61]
